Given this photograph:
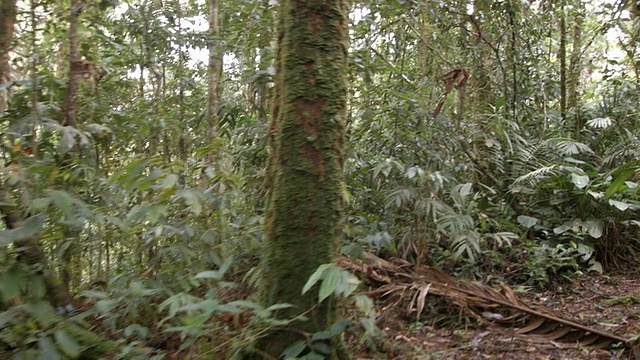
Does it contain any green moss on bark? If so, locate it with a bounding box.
[255,0,349,358]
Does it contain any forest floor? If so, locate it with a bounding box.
[349,266,640,360]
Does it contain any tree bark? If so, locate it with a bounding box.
[206,0,222,163]
[559,0,567,124]
[65,0,81,127]
[256,0,349,358]
[568,1,583,134]
[0,0,17,113]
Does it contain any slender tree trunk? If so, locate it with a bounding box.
[65,0,81,127]
[255,0,272,124]
[176,0,187,162]
[508,0,518,120]
[0,0,17,113]
[255,0,349,358]
[559,0,567,124]
[568,1,583,134]
[206,0,222,164]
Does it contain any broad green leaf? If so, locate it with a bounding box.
[0,264,24,298]
[517,215,538,229]
[588,260,603,274]
[329,318,349,336]
[50,190,75,217]
[570,173,589,189]
[30,197,52,211]
[78,290,108,299]
[54,329,81,358]
[609,199,630,211]
[318,266,340,303]
[161,174,179,189]
[25,301,57,327]
[311,330,331,341]
[38,336,61,360]
[584,219,603,238]
[178,190,202,216]
[58,127,76,154]
[459,182,473,196]
[553,223,572,234]
[124,324,149,338]
[30,274,47,299]
[281,340,306,359]
[95,299,119,314]
[301,264,331,295]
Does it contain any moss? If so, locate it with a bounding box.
[253,0,350,358]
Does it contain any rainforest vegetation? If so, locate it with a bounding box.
[1,0,640,359]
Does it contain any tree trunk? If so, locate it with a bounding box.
[256,0,349,358]
[65,0,81,127]
[0,0,17,113]
[206,0,222,164]
[559,0,567,124]
[568,1,583,134]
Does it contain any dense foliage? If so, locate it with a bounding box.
[0,0,638,358]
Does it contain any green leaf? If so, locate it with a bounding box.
[26,301,57,327]
[517,215,538,229]
[30,274,47,299]
[194,270,224,280]
[609,199,629,211]
[571,173,589,189]
[584,219,603,238]
[0,264,24,298]
[281,340,307,359]
[318,266,340,303]
[329,318,348,336]
[311,330,331,341]
[78,290,109,299]
[59,127,77,154]
[459,182,473,196]
[50,190,75,216]
[0,215,46,246]
[177,190,202,216]
[301,264,331,295]
[38,336,61,360]
[54,329,81,358]
[161,174,179,189]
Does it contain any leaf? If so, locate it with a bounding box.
[301,264,331,295]
[311,330,331,341]
[161,174,179,189]
[281,340,307,359]
[517,215,538,229]
[38,336,61,360]
[318,266,340,303]
[586,117,612,128]
[0,215,46,246]
[59,127,77,154]
[571,173,589,189]
[459,182,473,196]
[609,199,629,211]
[0,264,24,298]
[49,190,75,216]
[584,219,603,238]
[54,329,81,358]
[194,257,233,280]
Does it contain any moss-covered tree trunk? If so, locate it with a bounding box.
[256,0,348,358]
